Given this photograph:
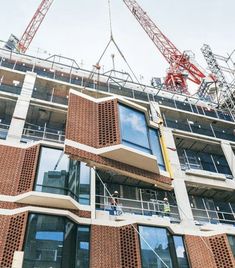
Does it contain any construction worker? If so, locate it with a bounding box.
[111,191,119,215]
[163,197,171,217]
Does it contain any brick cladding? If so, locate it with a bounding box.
[185,234,235,268]
[90,224,141,268]
[65,145,172,185]
[0,212,28,268]
[66,93,120,148]
[0,144,39,196]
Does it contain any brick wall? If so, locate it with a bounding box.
[66,93,120,148]
[0,144,40,196]
[0,212,28,268]
[185,234,235,268]
[90,224,142,268]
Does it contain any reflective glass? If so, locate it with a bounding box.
[228,236,235,257]
[23,214,90,268]
[139,226,173,268]
[173,236,190,268]
[35,147,90,204]
[149,128,166,170]
[119,104,151,153]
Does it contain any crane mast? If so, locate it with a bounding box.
[123,0,205,93]
[18,0,54,53]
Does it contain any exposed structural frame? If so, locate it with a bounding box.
[18,0,54,53]
[123,0,206,93]
[201,44,235,116]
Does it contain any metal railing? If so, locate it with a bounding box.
[192,207,235,226]
[165,117,235,142]
[96,195,180,221]
[0,123,10,140]
[22,127,65,143]
[0,47,234,122]
[0,83,22,95]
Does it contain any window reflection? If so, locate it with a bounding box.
[23,214,90,268]
[139,226,189,268]
[228,236,235,257]
[35,147,90,204]
[173,236,190,268]
[119,104,166,170]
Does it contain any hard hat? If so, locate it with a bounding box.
[164,197,168,201]
[114,191,119,194]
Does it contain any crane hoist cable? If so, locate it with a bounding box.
[82,0,143,91]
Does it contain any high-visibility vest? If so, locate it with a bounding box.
[164,203,170,213]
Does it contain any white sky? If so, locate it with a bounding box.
[0,0,234,85]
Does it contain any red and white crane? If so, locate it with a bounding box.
[18,0,54,53]
[123,0,206,93]
[5,0,54,53]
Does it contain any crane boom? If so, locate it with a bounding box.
[18,0,54,53]
[123,0,205,92]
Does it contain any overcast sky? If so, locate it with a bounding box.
[0,0,234,85]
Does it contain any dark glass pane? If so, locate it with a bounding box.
[173,236,190,268]
[79,162,91,205]
[23,214,65,268]
[212,154,232,175]
[119,104,150,153]
[149,128,165,170]
[139,226,173,268]
[35,147,69,194]
[76,226,90,267]
[228,236,235,257]
[23,214,90,268]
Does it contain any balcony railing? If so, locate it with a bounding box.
[0,47,234,123]
[165,117,235,142]
[192,207,235,226]
[96,195,180,222]
[0,123,10,140]
[0,83,22,95]
[22,126,65,143]
[178,151,233,178]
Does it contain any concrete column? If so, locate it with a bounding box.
[90,167,96,219]
[162,127,195,226]
[12,251,24,268]
[221,140,235,178]
[7,72,36,143]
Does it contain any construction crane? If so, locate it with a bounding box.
[5,0,54,53]
[122,0,206,94]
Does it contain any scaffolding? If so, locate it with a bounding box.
[201,44,235,116]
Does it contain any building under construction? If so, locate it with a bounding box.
[0,1,235,268]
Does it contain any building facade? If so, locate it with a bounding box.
[0,47,235,268]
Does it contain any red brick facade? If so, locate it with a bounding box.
[65,93,172,188]
[185,234,235,268]
[90,224,142,268]
[66,93,120,148]
[0,212,28,268]
[0,144,40,196]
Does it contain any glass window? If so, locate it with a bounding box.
[173,236,190,268]
[149,128,166,170]
[35,147,90,204]
[35,147,69,194]
[119,104,166,169]
[119,104,151,153]
[139,226,173,268]
[139,226,189,268]
[228,236,235,257]
[23,214,90,268]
